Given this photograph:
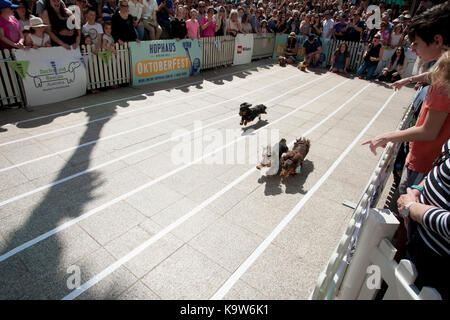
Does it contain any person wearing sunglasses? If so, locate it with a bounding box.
[356,34,383,80]
[111,0,140,45]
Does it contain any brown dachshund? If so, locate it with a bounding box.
[280,137,310,178]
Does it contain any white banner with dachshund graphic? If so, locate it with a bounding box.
[14,47,87,107]
[233,34,254,66]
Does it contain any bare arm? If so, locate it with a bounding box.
[0,28,24,49]
[391,71,431,90]
[362,108,448,155]
[41,10,71,49]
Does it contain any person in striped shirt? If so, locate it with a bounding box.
[397,138,449,299]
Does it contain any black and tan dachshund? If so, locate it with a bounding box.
[239,102,267,126]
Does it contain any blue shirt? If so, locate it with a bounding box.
[156,0,174,27]
[303,38,321,55]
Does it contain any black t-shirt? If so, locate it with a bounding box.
[346,20,366,42]
[111,12,137,42]
[170,18,187,39]
[364,43,382,64]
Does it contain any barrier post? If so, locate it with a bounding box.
[337,208,399,299]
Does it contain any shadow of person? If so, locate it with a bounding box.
[212,70,253,85]
[0,105,118,299]
[14,92,142,129]
[372,79,396,89]
[282,159,314,194]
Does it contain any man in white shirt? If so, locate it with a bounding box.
[321,10,334,39]
[142,0,162,40]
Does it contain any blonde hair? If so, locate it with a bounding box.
[431,50,450,94]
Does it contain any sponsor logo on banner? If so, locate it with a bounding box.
[233,34,254,65]
[130,39,202,86]
[14,47,86,107]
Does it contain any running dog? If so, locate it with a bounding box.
[239,102,267,126]
[256,138,289,175]
[280,137,310,179]
[278,56,287,67]
[298,60,307,71]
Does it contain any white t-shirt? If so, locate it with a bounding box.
[128,1,144,20]
[82,22,103,48]
[142,0,158,19]
[322,19,334,39]
[103,34,114,48]
[30,33,50,47]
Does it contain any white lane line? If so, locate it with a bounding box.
[0,73,302,173]
[61,82,371,301]
[0,76,343,265]
[0,67,284,147]
[211,91,397,300]
[0,76,328,208]
[3,63,276,128]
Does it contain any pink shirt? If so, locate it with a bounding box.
[200,16,215,37]
[186,19,199,39]
[0,15,21,50]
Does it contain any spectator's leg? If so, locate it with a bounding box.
[155,25,162,40]
[313,53,319,66]
[356,61,368,77]
[136,25,145,41]
[366,64,377,80]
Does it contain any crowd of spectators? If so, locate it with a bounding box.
[1,0,444,52]
[0,0,446,79]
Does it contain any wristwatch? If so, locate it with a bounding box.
[399,201,415,217]
[409,77,413,83]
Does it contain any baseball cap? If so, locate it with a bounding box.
[0,0,18,9]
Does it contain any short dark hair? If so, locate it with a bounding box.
[408,1,450,46]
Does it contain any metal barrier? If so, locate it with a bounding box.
[252,34,276,60]
[81,43,130,90]
[309,89,434,300]
[0,49,24,108]
[200,35,235,70]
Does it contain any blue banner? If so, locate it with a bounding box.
[129,39,202,86]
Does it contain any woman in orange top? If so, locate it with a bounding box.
[363,3,449,195]
[363,51,449,194]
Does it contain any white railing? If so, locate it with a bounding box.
[337,208,442,300]
[0,49,24,108]
[325,40,366,72]
[310,88,442,300]
[81,43,130,90]
[200,35,235,70]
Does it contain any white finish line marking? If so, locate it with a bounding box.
[61,80,355,300]
[0,67,284,147]
[211,91,396,300]
[0,76,337,263]
[0,72,300,173]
